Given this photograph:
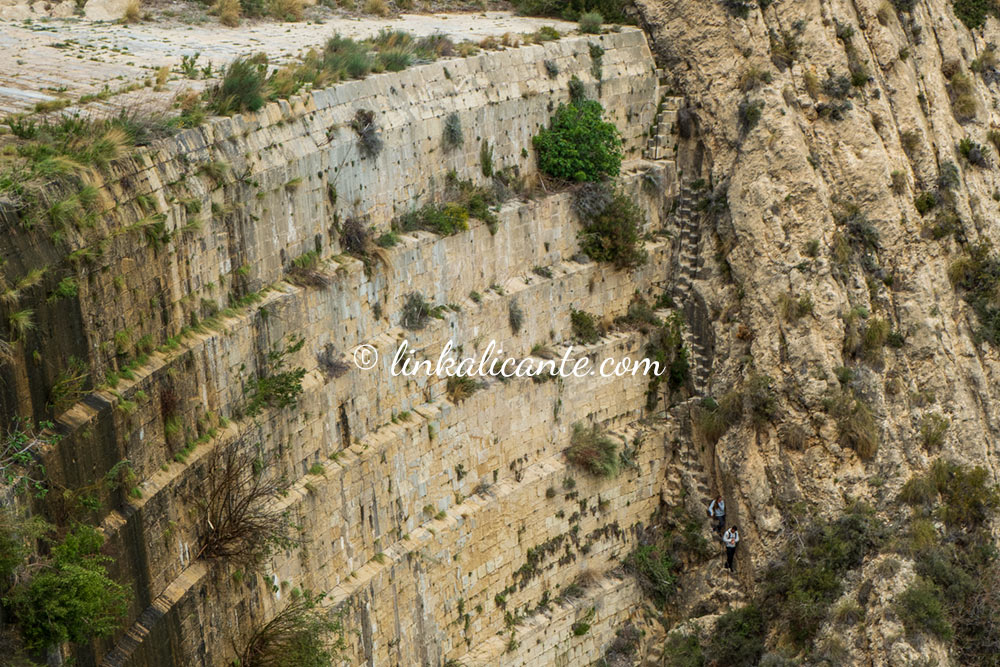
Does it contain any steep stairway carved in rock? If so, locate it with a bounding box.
[642,91,683,161]
[671,183,712,395]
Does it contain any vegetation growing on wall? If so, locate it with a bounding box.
[573,182,647,268]
[244,336,307,417]
[948,242,1000,346]
[896,459,1000,663]
[195,436,294,567]
[2,519,130,656]
[566,422,619,476]
[237,591,345,667]
[395,172,499,236]
[534,101,623,182]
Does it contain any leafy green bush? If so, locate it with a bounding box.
[738,99,765,132]
[824,388,879,459]
[896,577,954,640]
[644,313,689,407]
[533,100,622,182]
[704,605,766,667]
[566,422,619,476]
[10,524,130,651]
[208,56,267,115]
[576,187,647,269]
[914,190,937,215]
[746,373,777,426]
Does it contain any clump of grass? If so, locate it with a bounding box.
[919,412,949,449]
[579,12,603,33]
[566,422,619,477]
[824,388,879,459]
[442,112,463,151]
[446,376,482,403]
[351,109,383,158]
[574,182,647,269]
[692,393,742,443]
[509,300,525,334]
[207,56,266,115]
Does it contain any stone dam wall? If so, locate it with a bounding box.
[0,28,689,666]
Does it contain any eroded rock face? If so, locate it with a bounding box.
[637,0,1000,661]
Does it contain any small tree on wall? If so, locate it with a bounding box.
[533,100,623,182]
[195,433,294,568]
[237,591,345,667]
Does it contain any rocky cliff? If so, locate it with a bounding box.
[635,0,1000,663]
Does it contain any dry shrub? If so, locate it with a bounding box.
[123,0,141,23]
[271,0,304,20]
[216,0,241,26]
[364,0,389,15]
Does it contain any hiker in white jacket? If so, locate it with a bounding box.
[708,495,725,535]
[723,526,739,571]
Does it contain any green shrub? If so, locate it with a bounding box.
[661,633,704,667]
[919,413,949,449]
[746,373,777,427]
[510,0,632,23]
[377,48,411,72]
[644,313,689,406]
[208,56,267,115]
[825,388,879,459]
[579,11,603,33]
[625,540,677,606]
[447,376,482,403]
[914,191,937,215]
[723,0,753,18]
[958,137,989,167]
[568,75,587,104]
[948,242,1000,346]
[10,524,130,651]
[952,0,997,29]
[738,99,765,132]
[533,100,622,182]
[896,577,953,640]
[761,502,885,647]
[704,605,766,667]
[245,336,307,416]
[351,109,383,158]
[570,308,601,343]
[566,422,619,477]
[576,187,647,269]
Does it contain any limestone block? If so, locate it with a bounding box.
[84,0,127,19]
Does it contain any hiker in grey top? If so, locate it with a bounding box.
[723,526,739,571]
[708,495,725,535]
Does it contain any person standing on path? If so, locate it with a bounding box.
[723,525,739,571]
[708,495,725,535]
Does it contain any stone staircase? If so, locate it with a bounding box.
[671,183,712,396]
[643,77,682,162]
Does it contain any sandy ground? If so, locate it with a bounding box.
[0,11,577,115]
